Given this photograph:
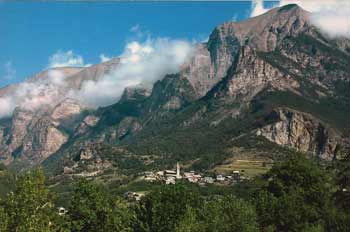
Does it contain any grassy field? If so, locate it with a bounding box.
[211,157,273,178]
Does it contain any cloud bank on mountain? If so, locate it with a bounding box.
[251,0,350,38]
[0,38,193,118]
[48,50,91,68]
[0,70,67,118]
[72,38,193,107]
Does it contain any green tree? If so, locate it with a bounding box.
[66,179,133,232]
[255,155,332,232]
[176,195,258,232]
[3,169,60,232]
[334,153,350,211]
[134,184,201,232]
[0,204,9,232]
[175,207,202,232]
[326,152,350,231]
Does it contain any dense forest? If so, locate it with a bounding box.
[0,154,350,232]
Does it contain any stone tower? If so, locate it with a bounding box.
[176,162,182,179]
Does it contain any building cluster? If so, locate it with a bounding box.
[142,163,244,185]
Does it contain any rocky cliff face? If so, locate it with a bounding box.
[0,58,122,167]
[0,98,85,167]
[0,109,34,164]
[20,116,68,164]
[180,30,240,98]
[219,46,301,103]
[257,108,341,160]
[1,4,350,170]
[51,98,83,121]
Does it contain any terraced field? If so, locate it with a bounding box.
[211,158,273,178]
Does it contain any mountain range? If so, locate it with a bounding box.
[1,4,350,178]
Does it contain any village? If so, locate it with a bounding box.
[124,162,246,202]
[142,162,245,185]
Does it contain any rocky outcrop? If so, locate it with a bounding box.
[221,46,300,103]
[21,117,68,163]
[257,108,341,160]
[61,143,113,177]
[51,98,82,121]
[146,74,197,113]
[120,87,151,103]
[0,109,34,164]
[0,127,4,144]
[74,115,100,135]
[0,110,70,166]
[117,117,142,139]
[180,34,240,98]
[7,109,34,151]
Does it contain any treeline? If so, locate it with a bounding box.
[0,154,350,232]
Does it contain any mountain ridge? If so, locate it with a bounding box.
[1,4,350,175]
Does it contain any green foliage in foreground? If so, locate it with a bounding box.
[134,184,201,232]
[0,169,59,232]
[175,195,258,232]
[63,179,134,232]
[255,156,332,231]
[1,154,350,231]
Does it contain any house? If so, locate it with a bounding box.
[187,175,201,183]
[165,170,177,177]
[156,171,164,177]
[232,171,240,181]
[216,175,225,182]
[183,171,201,183]
[58,207,67,216]
[165,176,176,185]
[184,171,195,178]
[203,176,214,184]
[144,172,157,182]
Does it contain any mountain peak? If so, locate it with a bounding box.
[277,4,300,12]
[208,4,310,52]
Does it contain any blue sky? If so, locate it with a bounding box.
[0,1,278,88]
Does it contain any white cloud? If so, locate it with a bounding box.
[48,50,91,68]
[308,2,350,38]
[251,0,350,38]
[0,38,194,118]
[250,0,272,17]
[99,54,112,63]
[0,70,67,118]
[130,24,140,33]
[0,97,14,118]
[2,61,16,80]
[72,38,194,108]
